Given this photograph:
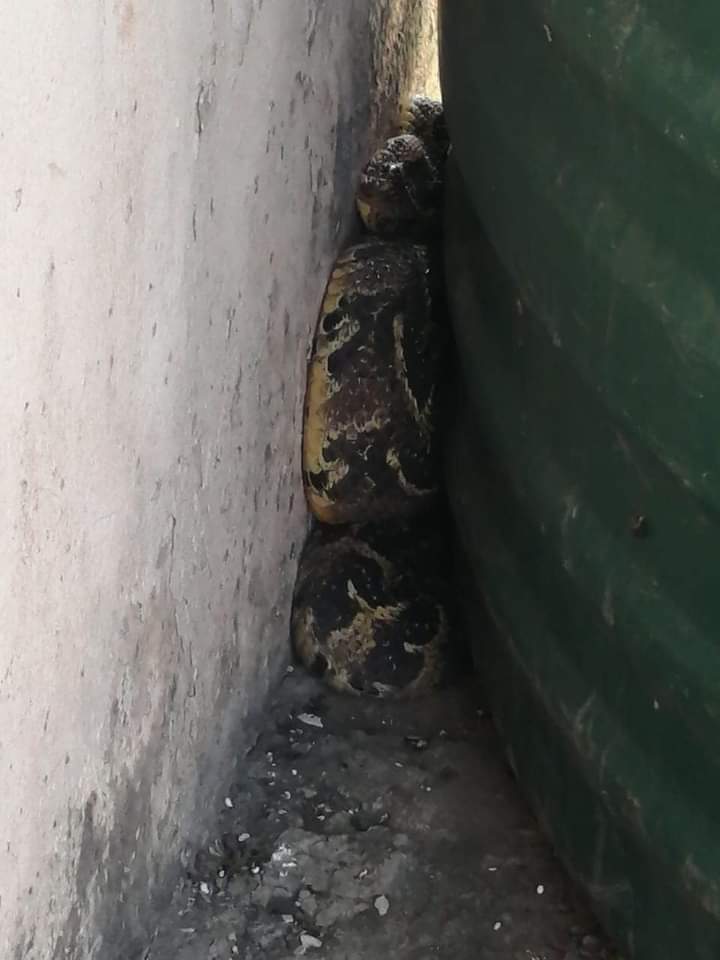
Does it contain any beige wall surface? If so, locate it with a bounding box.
[0,1,437,958]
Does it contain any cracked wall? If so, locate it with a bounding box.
[0,1,438,958]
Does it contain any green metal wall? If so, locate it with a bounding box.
[440,3,720,956]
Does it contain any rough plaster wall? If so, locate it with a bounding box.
[372,0,440,105]
[0,1,437,958]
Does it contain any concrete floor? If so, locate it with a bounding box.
[146,671,618,960]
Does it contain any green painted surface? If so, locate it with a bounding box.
[440,2,720,956]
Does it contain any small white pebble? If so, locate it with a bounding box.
[300,933,323,950]
[298,713,323,729]
[238,833,251,843]
[199,882,211,895]
[292,769,298,776]
[283,791,292,800]
[282,914,294,923]
[286,664,294,674]
[357,868,369,879]
[180,928,196,935]
[536,884,545,895]
[250,865,260,875]
[224,797,234,809]
[493,921,502,932]
[374,895,390,917]
[394,762,404,768]
[218,869,226,878]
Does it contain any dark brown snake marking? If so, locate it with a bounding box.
[297,97,451,698]
[302,239,442,525]
[292,519,449,698]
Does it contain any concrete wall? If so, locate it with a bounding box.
[0,2,437,957]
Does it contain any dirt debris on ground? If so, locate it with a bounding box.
[146,670,617,960]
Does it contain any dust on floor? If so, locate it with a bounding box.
[146,671,616,960]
